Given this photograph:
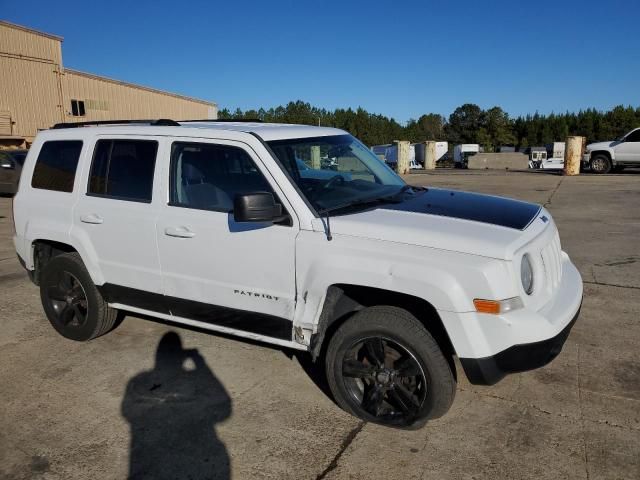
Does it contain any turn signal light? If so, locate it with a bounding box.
[474,297,524,315]
[473,299,501,314]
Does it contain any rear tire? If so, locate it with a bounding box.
[39,252,118,341]
[590,154,611,174]
[325,306,456,429]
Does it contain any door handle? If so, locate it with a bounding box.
[164,226,195,238]
[80,213,103,224]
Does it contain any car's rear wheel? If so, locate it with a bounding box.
[40,252,118,341]
[590,154,611,174]
[325,306,456,428]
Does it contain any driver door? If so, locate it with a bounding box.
[156,138,299,340]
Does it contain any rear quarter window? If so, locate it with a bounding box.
[31,141,83,192]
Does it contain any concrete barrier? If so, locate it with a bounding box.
[564,136,583,176]
[394,140,411,174]
[467,153,529,170]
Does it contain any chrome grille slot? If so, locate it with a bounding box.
[540,232,562,291]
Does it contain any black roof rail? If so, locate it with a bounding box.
[51,119,180,129]
[179,119,263,123]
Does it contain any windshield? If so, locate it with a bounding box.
[614,133,627,142]
[267,134,405,213]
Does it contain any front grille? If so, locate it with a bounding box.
[540,232,562,291]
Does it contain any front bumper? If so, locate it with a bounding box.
[459,303,580,385]
[440,253,583,385]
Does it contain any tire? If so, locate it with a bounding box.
[590,154,611,174]
[39,252,118,341]
[325,306,456,428]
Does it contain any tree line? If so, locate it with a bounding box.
[219,101,640,151]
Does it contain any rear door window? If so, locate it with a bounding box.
[31,141,83,192]
[88,139,158,202]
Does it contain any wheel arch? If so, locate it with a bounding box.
[30,239,104,286]
[590,150,614,162]
[310,284,456,368]
[30,239,78,285]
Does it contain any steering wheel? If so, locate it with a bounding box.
[322,174,345,191]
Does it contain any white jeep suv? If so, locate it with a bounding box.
[584,127,640,173]
[13,119,583,428]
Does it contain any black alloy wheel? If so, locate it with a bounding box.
[325,306,456,429]
[45,271,89,330]
[39,252,119,341]
[342,336,428,425]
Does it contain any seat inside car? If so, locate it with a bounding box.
[179,153,233,211]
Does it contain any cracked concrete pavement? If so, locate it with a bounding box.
[0,169,639,479]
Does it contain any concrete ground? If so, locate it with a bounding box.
[0,170,638,479]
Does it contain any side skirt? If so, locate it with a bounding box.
[97,283,299,346]
[109,303,307,351]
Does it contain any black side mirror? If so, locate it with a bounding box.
[234,192,283,223]
[1,159,15,169]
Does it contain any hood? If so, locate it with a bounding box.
[586,141,616,151]
[317,188,546,260]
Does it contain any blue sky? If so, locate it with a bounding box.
[3,0,638,123]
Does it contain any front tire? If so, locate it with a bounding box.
[325,306,456,428]
[590,154,611,174]
[39,252,119,341]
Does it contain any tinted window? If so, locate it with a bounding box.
[170,142,273,212]
[625,130,640,142]
[89,140,158,202]
[12,153,27,166]
[32,141,83,192]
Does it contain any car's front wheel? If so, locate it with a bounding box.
[590,154,612,174]
[325,306,456,428]
[39,252,119,341]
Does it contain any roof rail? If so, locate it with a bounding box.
[51,119,180,129]
[179,119,263,123]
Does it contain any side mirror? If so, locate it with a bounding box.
[234,192,283,223]
[1,160,14,169]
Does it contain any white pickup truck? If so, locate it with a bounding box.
[584,127,640,173]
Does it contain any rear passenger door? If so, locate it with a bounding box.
[72,136,164,303]
[156,139,298,340]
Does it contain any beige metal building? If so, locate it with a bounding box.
[0,20,217,148]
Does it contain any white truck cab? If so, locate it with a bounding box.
[453,144,480,168]
[584,127,640,173]
[13,119,583,428]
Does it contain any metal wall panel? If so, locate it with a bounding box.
[0,21,63,64]
[62,70,216,122]
[0,56,63,140]
[0,21,216,145]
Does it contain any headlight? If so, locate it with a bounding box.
[521,254,534,295]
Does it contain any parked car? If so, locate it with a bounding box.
[0,149,28,195]
[13,119,583,428]
[584,128,640,173]
[538,157,564,170]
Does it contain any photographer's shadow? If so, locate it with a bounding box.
[121,331,231,479]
